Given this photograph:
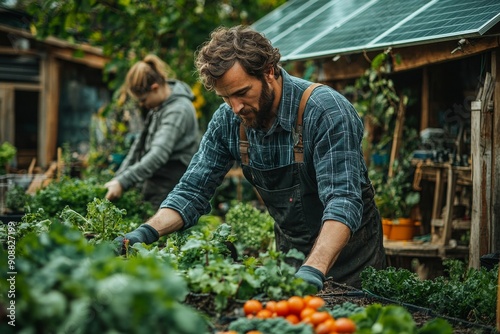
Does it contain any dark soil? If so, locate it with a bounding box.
[185,279,498,334]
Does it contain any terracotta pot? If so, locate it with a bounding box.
[382,218,392,238]
[389,218,415,241]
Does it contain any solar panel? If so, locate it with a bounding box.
[253,0,500,62]
[252,0,313,36]
[289,0,428,60]
[377,0,500,46]
[274,0,373,58]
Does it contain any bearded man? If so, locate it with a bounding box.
[116,25,386,290]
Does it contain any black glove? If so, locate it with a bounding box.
[114,224,159,255]
[295,265,326,291]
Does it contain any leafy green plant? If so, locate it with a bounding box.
[5,185,30,213]
[59,198,137,243]
[371,132,421,220]
[0,208,50,246]
[351,303,453,334]
[0,222,209,334]
[229,316,314,334]
[360,260,498,326]
[225,202,275,255]
[160,220,315,313]
[28,176,154,226]
[0,141,16,174]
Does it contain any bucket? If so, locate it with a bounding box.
[389,218,415,241]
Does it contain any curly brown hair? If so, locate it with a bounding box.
[194,25,281,91]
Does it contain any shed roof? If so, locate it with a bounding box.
[252,0,500,62]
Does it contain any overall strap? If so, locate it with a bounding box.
[239,83,323,164]
[294,83,323,162]
[239,123,250,165]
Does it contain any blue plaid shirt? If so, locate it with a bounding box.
[161,68,368,232]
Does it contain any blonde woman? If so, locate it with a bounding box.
[105,54,199,208]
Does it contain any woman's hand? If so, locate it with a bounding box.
[105,179,124,201]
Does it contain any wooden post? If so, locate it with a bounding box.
[420,67,429,131]
[492,51,500,253]
[388,95,406,178]
[440,164,457,246]
[470,98,492,268]
[470,100,481,268]
[497,263,500,331]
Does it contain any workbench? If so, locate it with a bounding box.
[383,160,472,278]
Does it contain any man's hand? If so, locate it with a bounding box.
[114,224,159,255]
[295,265,326,291]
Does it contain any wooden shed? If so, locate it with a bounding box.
[0,7,110,170]
[253,0,500,270]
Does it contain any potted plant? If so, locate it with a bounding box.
[0,141,16,175]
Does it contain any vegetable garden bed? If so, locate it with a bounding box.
[188,279,497,334]
[0,178,497,334]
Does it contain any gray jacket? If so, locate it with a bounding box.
[115,79,199,191]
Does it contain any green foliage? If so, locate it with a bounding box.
[28,176,154,226]
[328,302,365,319]
[60,198,137,243]
[371,128,421,219]
[225,202,275,255]
[360,261,498,326]
[0,222,208,333]
[23,0,286,129]
[351,303,453,334]
[5,185,30,213]
[160,219,315,313]
[0,141,16,174]
[229,316,314,334]
[0,208,50,246]
[343,52,421,219]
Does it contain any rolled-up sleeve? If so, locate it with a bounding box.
[161,107,238,229]
[306,89,365,232]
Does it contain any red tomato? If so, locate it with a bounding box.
[315,318,337,334]
[286,314,300,324]
[335,317,356,333]
[306,296,325,310]
[265,300,277,313]
[275,300,290,316]
[288,296,305,314]
[310,311,331,326]
[243,299,263,316]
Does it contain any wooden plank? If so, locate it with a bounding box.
[0,83,41,91]
[431,219,471,230]
[440,164,458,246]
[321,37,500,81]
[470,90,493,268]
[50,47,108,69]
[0,88,14,144]
[39,54,60,167]
[480,77,493,257]
[420,67,429,131]
[393,37,500,73]
[26,162,57,194]
[388,95,406,177]
[493,51,500,253]
[470,100,481,268]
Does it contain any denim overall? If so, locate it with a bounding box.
[239,84,386,288]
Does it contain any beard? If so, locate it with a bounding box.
[240,78,276,129]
